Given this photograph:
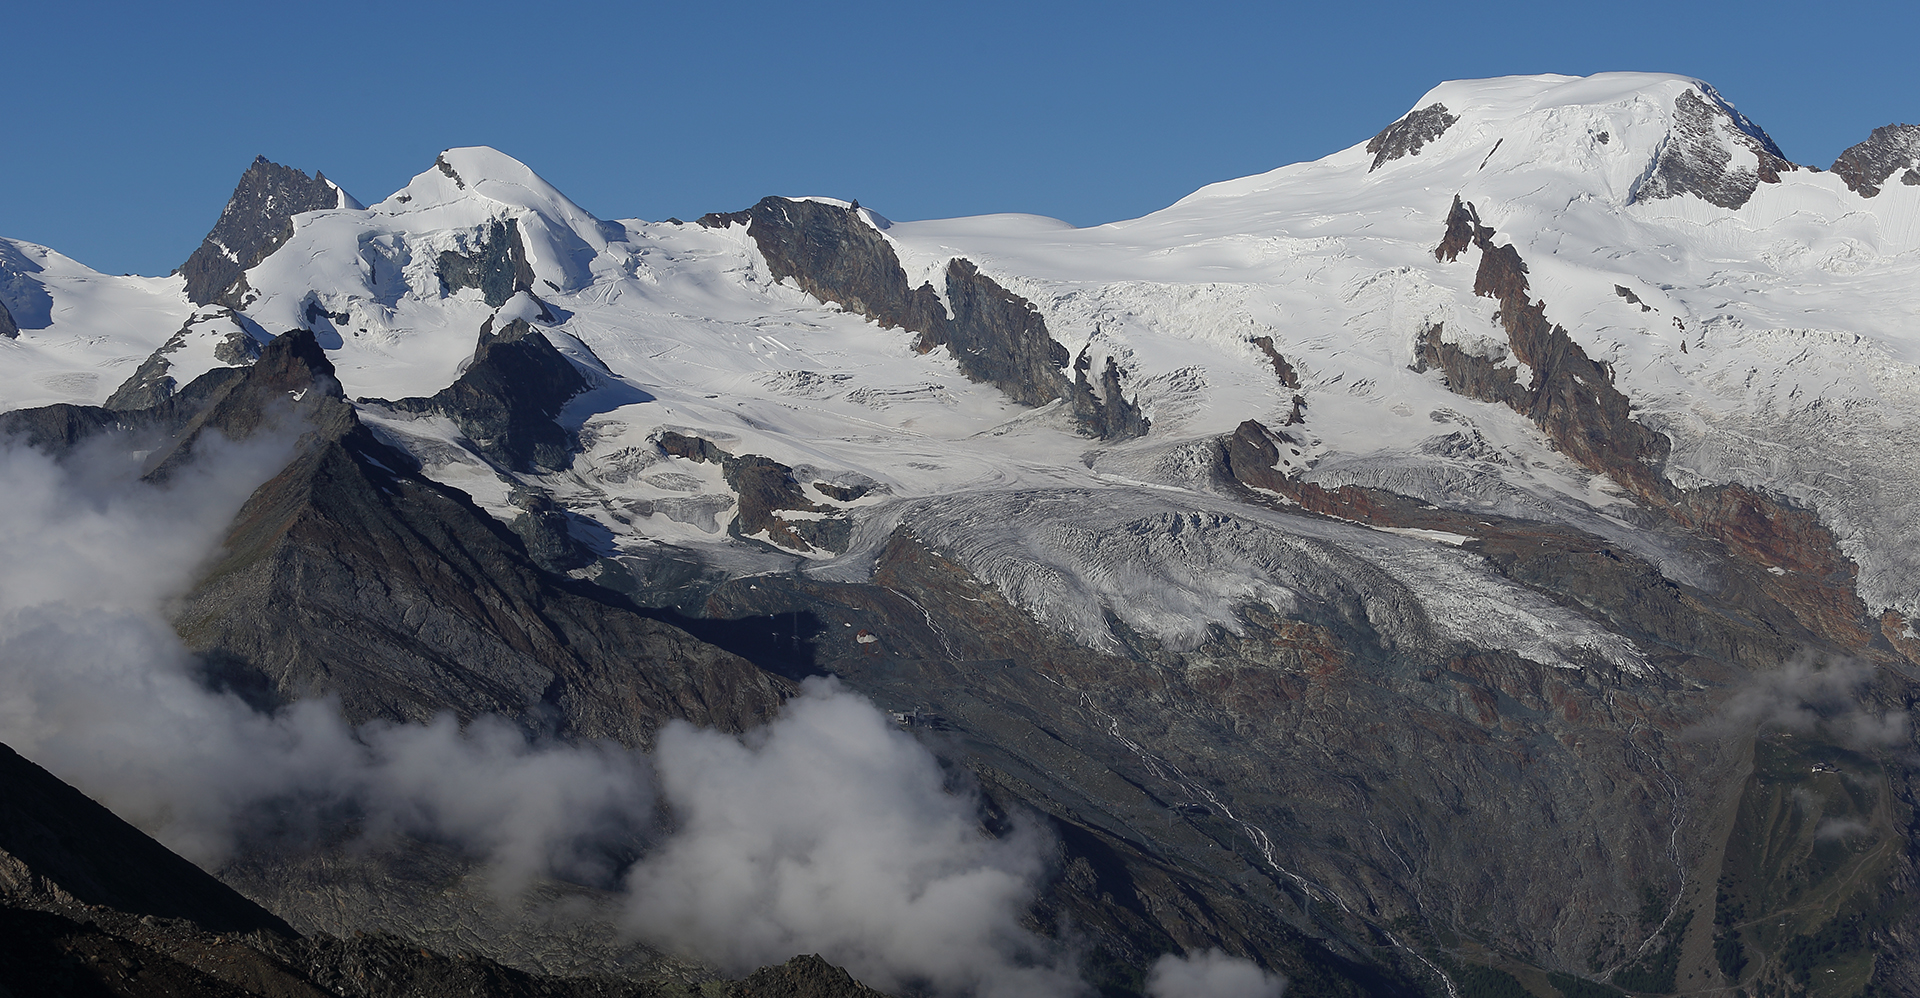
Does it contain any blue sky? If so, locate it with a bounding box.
[6,0,1916,276]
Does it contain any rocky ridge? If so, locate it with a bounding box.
[178,156,351,308]
[698,197,1148,439]
[0,740,891,998]
[1830,122,1920,196]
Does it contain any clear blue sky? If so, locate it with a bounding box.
[5,0,1916,277]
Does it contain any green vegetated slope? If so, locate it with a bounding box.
[1708,736,1907,998]
[1389,726,1911,998]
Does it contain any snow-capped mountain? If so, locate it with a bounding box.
[5,71,1919,997]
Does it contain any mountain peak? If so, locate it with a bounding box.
[377,146,603,230]
[1360,72,1794,208]
[177,156,356,307]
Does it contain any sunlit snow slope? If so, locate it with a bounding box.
[7,72,1919,642]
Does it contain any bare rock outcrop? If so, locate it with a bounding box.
[179,156,350,308]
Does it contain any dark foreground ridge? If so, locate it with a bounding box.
[0,739,895,998]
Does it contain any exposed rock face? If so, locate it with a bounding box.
[0,401,130,451]
[1366,103,1456,171]
[1420,196,1872,649]
[180,156,348,308]
[1071,348,1152,440]
[384,314,589,473]
[1632,88,1795,209]
[1433,195,1488,263]
[438,218,538,307]
[693,519,1743,997]
[0,296,15,338]
[104,307,263,411]
[729,955,890,998]
[1248,335,1300,389]
[655,431,850,554]
[697,197,947,335]
[933,258,1074,409]
[1830,123,1920,197]
[510,488,598,573]
[699,197,1147,438]
[4,330,797,746]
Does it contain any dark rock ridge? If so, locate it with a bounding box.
[656,430,851,554]
[382,312,589,473]
[728,955,889,998]
[1419,196,1872,649]
[697,197,948,335]
[931,257,1072,409]
[699,197,1147,438]
[3,329,787,744]
[1632,88,1796,209]
[179,156,348,308]
[1248,334,1300,389]
[0,295,15,338]
[0,742,292,936]
[1,739,889,998]
[171,334,787,743]
[511,487,599,573]
[1366,103,1456,171]
[103,307,263,411]
[1830,123,1920,197]
[1070,347,1152,440]
[438,218,538,307]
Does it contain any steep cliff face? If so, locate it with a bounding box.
[698,197,948,335]
[2,740,885,998]
[1366,103,1457,170]
[0,330,793,746]
[1830,122,1920,196]
[1416,197,1871,649]
[699,197,1147,438]
[935,257,1073,409]
[103,307,264,412]
[437,218,538,307]
[179,156,351,308]
[383,310,589,473]
[0,742,292,936]
[1631,88,1796,209]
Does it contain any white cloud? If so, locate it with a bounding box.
[1146,949,1286,998]
[625,677,1079,998]
[0,428,1083,995]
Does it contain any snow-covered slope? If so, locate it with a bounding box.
[0,240,196,409]
[7,73,1920,639]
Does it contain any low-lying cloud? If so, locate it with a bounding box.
[0,429,1085,994]
[1146,950,1287,998]
[626,677,1075,998]
[1700,655,1911,751]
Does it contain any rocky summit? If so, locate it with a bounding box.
[4,72,1920,998]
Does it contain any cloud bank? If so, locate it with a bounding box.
[1703,655,1911,751]
[0,428,1081,995]
[626,677,1076,998]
